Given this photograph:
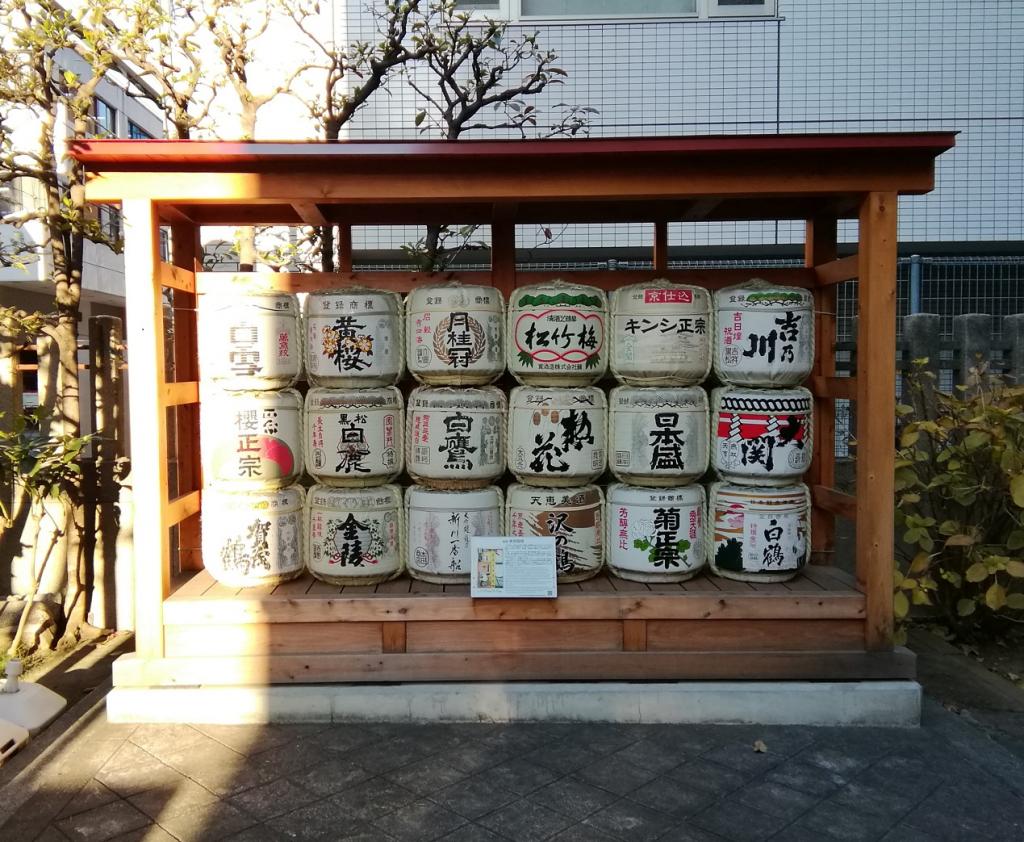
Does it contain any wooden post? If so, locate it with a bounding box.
[806,217,838,565]
[123,199,170,658]
[653,221,669,274]
[856,192,898,651]
[491,221,516,299]
[338,225,353,273]
[170,222,203,572]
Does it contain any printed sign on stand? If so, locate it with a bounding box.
[470,536,557,598]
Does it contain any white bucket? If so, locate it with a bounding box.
[508,281,608,385]
[606,484,706,583]
[304,387,404,487]
[508,386,607,487]
[304,288,404,387]
[610,280,712,386]
[405,486,504,585]
[506,483,604,583]
[711,387,813,485]
[305,484,404,586]
[608,385,709,486]
[406,283,505,385]
[713,281,814,387]
[202,486,305,588]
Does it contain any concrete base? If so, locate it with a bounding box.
[107,681,922,727]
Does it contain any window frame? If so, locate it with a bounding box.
[455,0,776,23]
[92,97,118,138]
[127,120,153,140]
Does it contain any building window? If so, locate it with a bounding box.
[455,0,774,19]
[92,98,118,137]
[98,205,123,241]
[128,121,153,140]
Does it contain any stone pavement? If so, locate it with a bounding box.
[2,692,1024,842]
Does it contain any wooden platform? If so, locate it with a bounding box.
[112,567,915,688]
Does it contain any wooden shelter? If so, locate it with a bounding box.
[71,133,955,690]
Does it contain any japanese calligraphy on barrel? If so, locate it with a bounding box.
[304,288,404,387]
[708,482,810,583]
[305,484,403,586]
[202,389,302,489]
[406,283,505,385]
[608,386,709,486]
[610,281,712,385]
[508,386,607,487]
[405,486,503,585]
[199,292,300,390]
[713,281,814,386]
[508,281,608,385]
[711,387,813,485]
[304,387,404,487]
[606,484,706,583]
[203,486,304,588]
[506,483,604,583]
[406,386,506,489]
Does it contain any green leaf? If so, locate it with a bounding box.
[964,430,990,450]
[894,591,909,620]
[965,562,989,583]
[912,589,932,606]
[1006,560,1024,578]
[1006,593,1024,610]
[945,533,976,548]
[1011,475,1024,508]
[1008,531,1024,551]
[957,598,976,617]
[900,429,920,448]
[414,110,426,126]
[909,552,931,574]
[985,582,1007,611]
[938,520,960,536]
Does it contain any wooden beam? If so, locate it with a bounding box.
[681,197,723,221]
[811,485,857,521]
[857,192,898,651]
[157,204,196,225]
[160,380,199,407]
[338,225,353,273]
[123,199,170,659]
[653,221,669,273]
[810,375,856,402]
[815,254,859,286]
[166,490,201,527]
[159,262,196,293]
[491,221,516,297]
[622,620,648,652]
[291,202,328,226]
[381,622,408,654]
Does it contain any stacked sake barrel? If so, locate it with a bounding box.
[605,281,712,583]
[301,289,406,586]
[709,281,815,582]
[505,282,609,583]
[198,293,306,588]
[403,284,506,584]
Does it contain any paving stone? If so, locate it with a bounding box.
[57,781,122,820]
[197,725,328,757]
[428,777,519,821]
[108,825,181,842]
[129,779,221,821]
[478,726,554,756]
[828,780,921,819]
[794,745,877,777]
[227,777,320,822]
[902,785,1024,842]
[573,754,660,796]
[763,759,848,797]
[734,780,820,820]
[851,758,945,802]
[643,726,724,757]
[763,826,831,842]
[130,726,216,760]
[474,758,559,795]
[96,744,187,798]
[220,827,292,842]
[477,798,575,842]
[38,827,73,842]
[266,798,378,841]
[581,799,677,841]
[689,800,788,842]
[328,777,418,822]
[288,755,373,797]
[386,758,470,796]
[794,801,898,842]
[626,777,718,818]
[745,727,817,758]
[313,724,385,755]
[527,778,619,821]
[570,725,644,757]
[522,741,603,775]
[651,824,729,842]
[701,742,785,776]
[56,800,152,842]
[878,827,937,842]
[437,824,506,842]
[372,797,468,842]
[443,740,512,775]
[155,802,258,842]
[611,739,688,774]
[156,744,256,798]
[548,825,619,842]
[665,759,747,796]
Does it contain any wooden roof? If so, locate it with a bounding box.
[71,133,955,227]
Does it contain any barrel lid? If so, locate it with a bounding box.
[715,280,813,310]
[306,385,403,408]
[406,282,503,307]
[611,280,712,310]
[304,287,401,312]
[606,483,705,505]
[405,485,504,510]
[506,483,604,507]
[208,387,302,407]
[611,385,708,409]
[511,280,607,309]
[202,291,298,309]
[308,483,402,507]
[712,386,813,406]
[205,485,306,509]
[711,481,809,503]
[510,385,607,407]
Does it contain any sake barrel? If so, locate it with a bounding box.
[406,283,504,385]
[199,292,300,390]
[608,386,709,486]
[606,484,706,583]
[406,386,506,489]
[508,281,608,385]
[506,483,604,583]
[305,484,403,586]
[304,387,404,487]
[508,386,607,487]
[405,486,503,585]
[708,482,810,583]
[202,389,302,489]
[610,281,712,386]
[203,486,304,588]
[711,387,813,485]
[713,280,814,386]
[304,288,404,387]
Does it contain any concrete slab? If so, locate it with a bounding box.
[107,681,922,727]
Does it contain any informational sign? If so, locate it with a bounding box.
[469,536,557,599]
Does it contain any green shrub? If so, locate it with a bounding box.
[894,367,1024,641]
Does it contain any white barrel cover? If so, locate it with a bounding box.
[405,486,503,584]
[610,280,712,385]
[713,281,814,386]
[608,386,709,486]
[304,288,404,387]
[304,387,404,486]
[507,281,608,385]
[606,483,706,583]
[203,486,304,588]
[508,386,607,487]
[711,387,813,485]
